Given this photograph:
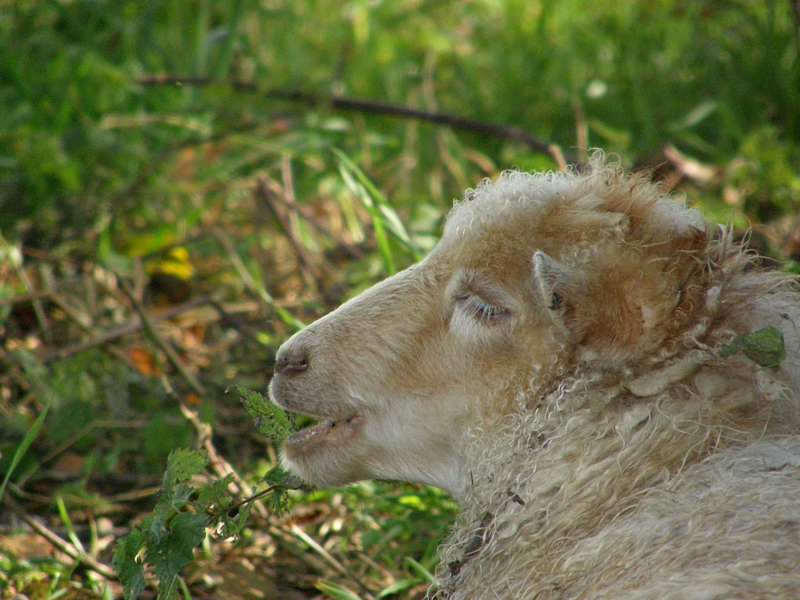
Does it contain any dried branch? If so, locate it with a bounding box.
[118,280,207,398]
[256,176,323,292]
[137,73,571,163]
[276,200,364,260]
[1,234,51,342]
[42,293,216,363]
[2,493,117,580]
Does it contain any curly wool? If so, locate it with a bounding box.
[271,156,800,599]
[429,164,800,599]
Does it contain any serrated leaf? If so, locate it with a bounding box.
[234,386,299,441]
[263,465,304,489]
[218,502,252,539]
[178,481,200,504]
[261,465,305,516]
[196,473,235,512]
[719,327,785,369]
[163,448,208,490]
[269,488,291,515]
[112,529,147,600]
[147,511,208,599]
[142,508,169,546]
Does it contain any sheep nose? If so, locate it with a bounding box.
[274,347,309,375]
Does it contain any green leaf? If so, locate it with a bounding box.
[162,448,208,490]
[112,529,147,600]
[263,464,303,489]
[196,473,235,512]
[261,465,305,516]
[217,501,252,539]
[148,511,208,600]
[719,327,786,369]
[234,386,299,441]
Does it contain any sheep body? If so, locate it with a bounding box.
[270,158,800,599]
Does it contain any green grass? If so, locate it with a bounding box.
[1,0,799,598]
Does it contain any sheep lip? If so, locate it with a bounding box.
[285,410,363,447]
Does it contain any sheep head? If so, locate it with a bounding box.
[269,163,711,498]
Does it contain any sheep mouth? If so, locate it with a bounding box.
[285,410,364,449]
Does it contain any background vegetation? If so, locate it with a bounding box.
[1,0,799,598]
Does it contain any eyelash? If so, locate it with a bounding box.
[458,294,507,322]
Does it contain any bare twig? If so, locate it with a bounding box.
[119,280,207,397]
[289,523,374,598]
[137,73,572,164]
[42,293,217,363]
[178,402,268,512]
[2,494,117,579]
[271,197,364,260]
[256,176,323,292]
[549,144,568,173]
[780,203,800,259]
[1,233,51,342]
[0,289,54,306]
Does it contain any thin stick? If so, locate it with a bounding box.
[0,289,54,306]
[256,176,323,291]
[119,280,206,398]
[42,293,216,363]
[138,73,572,162]
[268,193,363,260]
[2,494,117,580]
[1,233,51,342]
[289,523,374,598]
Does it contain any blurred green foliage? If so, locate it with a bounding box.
[2,0,798,248]
[1,0,799,598]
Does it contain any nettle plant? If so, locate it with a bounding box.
[112,387,302,600]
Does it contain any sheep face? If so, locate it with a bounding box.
[269,168,708,497]
[269,217,564,497]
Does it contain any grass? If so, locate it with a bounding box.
[1,0,799,598]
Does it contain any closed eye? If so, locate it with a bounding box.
[457,294,507,323]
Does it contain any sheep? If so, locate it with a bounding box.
[269,157,800,599]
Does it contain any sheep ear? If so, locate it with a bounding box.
[533,251,574,329]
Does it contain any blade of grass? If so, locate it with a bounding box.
[213,229,306,331]
[336,157,395,275]
[178,576,192,600]
[56,495,86,554]
[315,580,365,600]
[212,0,249,78]
[335,148,423,257]
[0,393,53,500]
[335,151,418,250]
[334,149,425,277]
[376,579,420,598]
[404,556,435,584]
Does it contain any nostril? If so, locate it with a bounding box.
[274,350,309,375]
